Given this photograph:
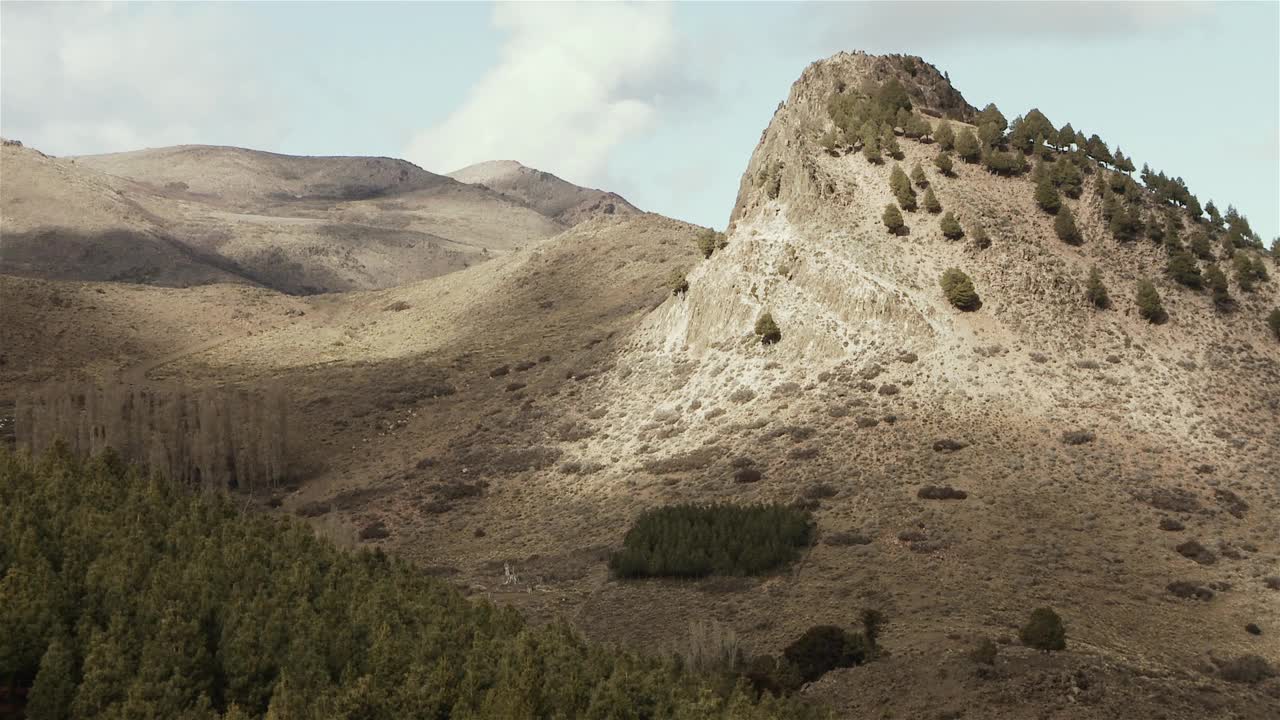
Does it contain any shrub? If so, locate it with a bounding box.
[1054,205,1081,245]
[668,269,690,296]
[1167,250,1202,289]
[889,164,917,211]
[1190,231,1214,260]
[1086,267,1110,309]
[696,228,723,259]
[934,152,954,176]
[917,485,968,500]
[940,268,979,310]
[1136,279,1167,323]
[910,163,928,188]
[609,503,814,579]
[1269,308,1280,340]
[1019,607,1066,652]
[969,638,998,666]
[863,134,882,164]
[923,187,941,214]
[882,203,904,234]
[754,312,781,344]
[783,625,869,684]
[971,224,991,250]
[1219,655,1277,684]
[984,149,1025,176]
[940,212,964,240]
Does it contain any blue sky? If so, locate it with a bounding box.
[2,1,1277,242]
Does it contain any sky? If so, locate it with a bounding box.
[2,1,1277,242]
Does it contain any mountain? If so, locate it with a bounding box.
[2,143,566,293]
[3,52,1279,719]
[448,159,641,225]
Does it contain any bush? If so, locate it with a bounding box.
[1086,267,1110,309]
[1054,205,1081,244]
[782,625,869,684]
[754,312,781,345]
[923,187,941,214]
[969,638,998,666]
[940,268,980,310]
[883,203,905,234]
[696,228,726,259]
[608,503,814,579]
[1020,607,1066,652]
[1136,279,1167,323]
[668,269,690,296]
[1269,308,1280,340]
[934,152,954,176]
[971,224,991,250]
[1219,654,1277,684]
[940,212,964,240]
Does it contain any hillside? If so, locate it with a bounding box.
[1,143,566,293]
[2,51,1279,719]
[448,159,641,225]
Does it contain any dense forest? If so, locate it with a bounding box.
[0,446,828,719]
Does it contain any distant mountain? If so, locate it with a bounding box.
[448,160,640,226]
[1,143,565,293]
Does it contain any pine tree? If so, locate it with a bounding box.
[923,187,942,214]
[27,635,77,720]
[890,165,917,211]
[754,313,781,344]
[954,128,981,163]
[1086,267,1110,309]
[939,212,964,240]
[1054,205,1081,245]
[882,203,905,234]
[934,152,954,176]
[1052,158,1083,198]
[1057,122,1076,150]
[883,132,903,160]
[1268,308,1280,340]
[939,268,979,310]
[910,162,928,188]
[863,134,882,164]
[934,122,955,151]
[1190,231,1214,260]
[1167,250,1203,289]
[976,103,1008,135]
[1034,173,1061,214]
[1113,146,1135,173]
[1233,253,1259,292]
[978,121,1003,149]
[1136,280,1167,323]
[1204,264,1231,311]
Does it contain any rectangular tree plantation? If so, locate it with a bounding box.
[609,503,815,579]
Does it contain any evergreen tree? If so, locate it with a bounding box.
[1019,608,1066,652]
[1085,134,1114,166]
[1052,158,1084,198]
[954,128,981,163]
[1086,267,1110,309]
[1110,203,1142,242]
[976,103,1007,135]
[1136,280,1167,323]
[939,212,964,240]
[1034,173,1062,214]
[1233,253,1260,292]
[1185,194,1203,222]
[1190,231,1214,260]
[906,114,932,140]
[910,162,928,188]
[1167,250,1203,289]
[1204,264,1231,311]
[1206,201,1223,227]
[939,268,979,310]
[1054,205,1082,245]
[923,187,942,214]
[1057,122,1076,150]
[883,132,904,160]
[889,165,917,211]
[754,312,781,345]
[1113,146,1135,173]
[934,152,954,176]
[863,133,882,164]
[1268,308,1280,340]
[882,203,905,234]
[27,635,77,720]
[978,121,1003,149]
[934,122,955,151]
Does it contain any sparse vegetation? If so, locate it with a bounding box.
[940,268,979,310]
[1019,607,1066,652]
[609,503,814,579]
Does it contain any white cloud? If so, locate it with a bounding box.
[0,2,280,155]
[405,2,683,186]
